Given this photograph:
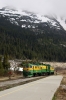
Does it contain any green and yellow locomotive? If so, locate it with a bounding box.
[23,63,54,77]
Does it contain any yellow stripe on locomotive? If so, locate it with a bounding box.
[23,63,54,77]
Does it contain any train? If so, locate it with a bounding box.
[23,63,54,77]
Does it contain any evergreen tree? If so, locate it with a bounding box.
[0,56,4,76]
[3,54,10,70]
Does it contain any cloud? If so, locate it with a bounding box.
[0,0,66,16]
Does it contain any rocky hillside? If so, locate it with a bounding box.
[0,6,66,30]
[43,62,66,68]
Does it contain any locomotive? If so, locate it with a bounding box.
[23,63,54,77]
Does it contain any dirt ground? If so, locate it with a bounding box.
[0,74,23,82]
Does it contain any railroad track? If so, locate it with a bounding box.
[0,76,48,91]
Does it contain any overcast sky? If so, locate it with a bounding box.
[0,0,66,16]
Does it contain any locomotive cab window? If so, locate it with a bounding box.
[29,66,32,68]
[26,65,29,68]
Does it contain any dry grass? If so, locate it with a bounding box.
[0,74,23,82]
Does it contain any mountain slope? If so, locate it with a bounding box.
[0,6,66,30]
[0,6,66,61]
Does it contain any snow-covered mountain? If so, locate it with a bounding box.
[0,6,66,30]
[0,6,66,61]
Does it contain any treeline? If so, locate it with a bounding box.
[0,16,66,61]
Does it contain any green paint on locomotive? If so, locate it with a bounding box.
[23,63,54,77]
[23,63,34,77]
